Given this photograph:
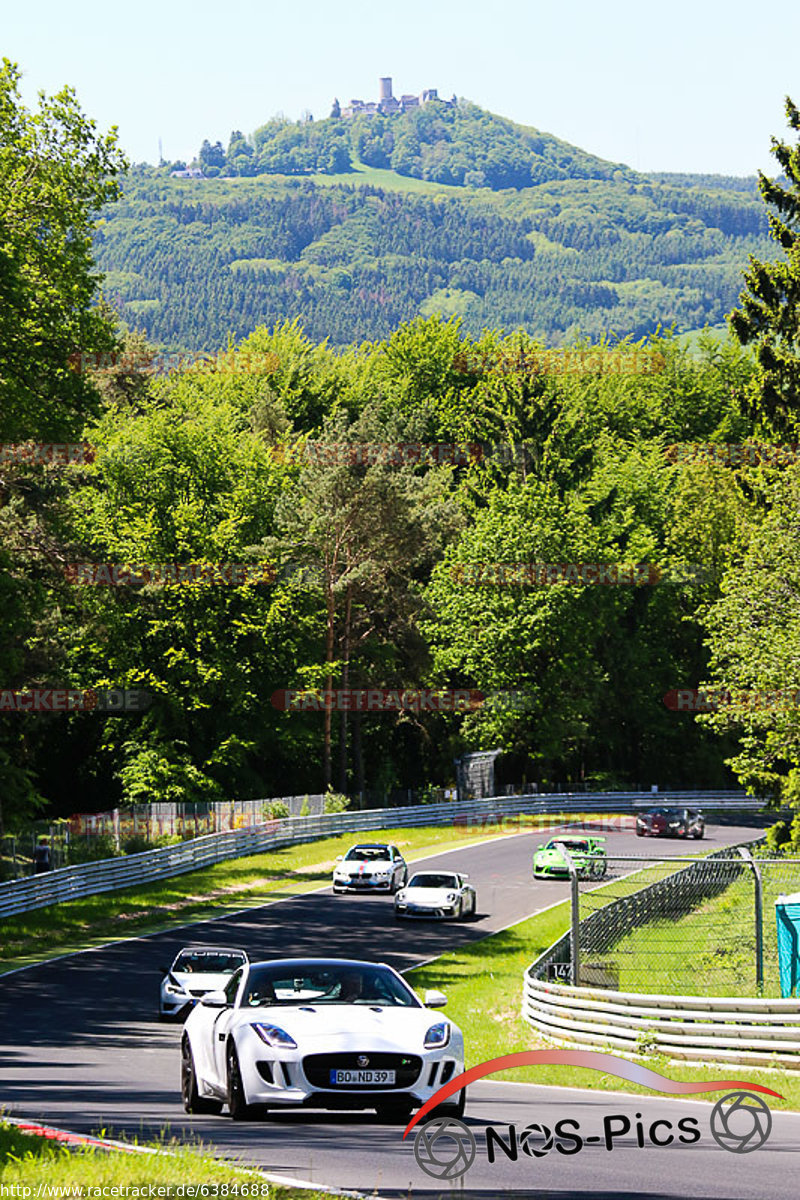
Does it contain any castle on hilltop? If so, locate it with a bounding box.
[335,77,456,120]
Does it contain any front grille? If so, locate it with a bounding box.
[303,1052,422,1089]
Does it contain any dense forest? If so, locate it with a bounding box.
[6,62,800,850]
[94,167,772,350]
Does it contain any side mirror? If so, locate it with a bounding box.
[200,990,229,1008]
[424,989,447,1008]
[159,965,170,975]
[335,854,343,862]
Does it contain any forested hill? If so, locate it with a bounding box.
[194,101,632,189]
[93,101,772,351]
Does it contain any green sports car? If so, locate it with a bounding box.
[532,835,608,879]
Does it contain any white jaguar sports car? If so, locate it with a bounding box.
[394,872,477,920]
[332,843,408,893]
[180,957,465,1122]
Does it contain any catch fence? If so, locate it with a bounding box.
[531,844,800,998]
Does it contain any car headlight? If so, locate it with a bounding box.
[164,982,186,996]
[396,891,406,901]
[251,1023,298,1048]
[446,893,457,903]
[424,1021,451,1049]
[376,870,391,878]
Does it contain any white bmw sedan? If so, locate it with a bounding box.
[394,872,477,920]
[180,957,465,1122]
[332,843,408,893]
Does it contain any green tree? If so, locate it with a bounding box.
[729,97,800,436]
[0,59,126,830]
[0,58,126,440]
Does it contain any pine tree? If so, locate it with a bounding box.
[729,97,800,436]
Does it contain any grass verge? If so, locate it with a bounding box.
[406,881,800,1111]
[0,1122,338,1198]
[597,857,800,997]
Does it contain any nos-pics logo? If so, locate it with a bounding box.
[405,1051,780,1180]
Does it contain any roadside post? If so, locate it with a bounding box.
[557,842,580,987]
[737,846,764,991]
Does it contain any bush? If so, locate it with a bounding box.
[66,834,120,864]
[323,789,350,814]
[120,833,182,855]
[261,800,290,820]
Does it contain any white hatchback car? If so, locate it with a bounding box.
[394,871,477,920]
[159,946,249,1021]
[332,843,408,893]
[180,957,466,1122]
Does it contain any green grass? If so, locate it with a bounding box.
[0,821,540,975]
[406,865,800,1111]
[597,857,800,997]
[0,1122,335,1198]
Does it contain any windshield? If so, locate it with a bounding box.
[344,845,390,861]
[240,962,420,1008]
[173,950,246,974]
[408,873,459,889]
[546,839,589,852]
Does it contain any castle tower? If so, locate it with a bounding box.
[379,76,393,100]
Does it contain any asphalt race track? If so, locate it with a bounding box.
[2,823,798,1199]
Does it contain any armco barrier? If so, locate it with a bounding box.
[0,790,756,920]
[523,977,800,1069]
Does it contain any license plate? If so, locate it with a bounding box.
[330,1069,396,1085]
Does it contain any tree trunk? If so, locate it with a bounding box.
[353,709,365,807]
[338,585,352,793]
[323,556,335,790]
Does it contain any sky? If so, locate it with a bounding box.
[4,0,800,176]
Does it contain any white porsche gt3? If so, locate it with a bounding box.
[159,946,249,1021]
[180,957,466,1122]
[394,871,477,920]
[332,843,408,893]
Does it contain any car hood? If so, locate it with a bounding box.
[401,887,458,903]
[535,848,583,861]
[233,1003,448,1044]
[335,861,392,876]
[168,971,233,991]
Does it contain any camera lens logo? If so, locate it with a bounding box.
[519,1122,554,1157]
[413,1117,476,1179]
[710,1091,772,1153]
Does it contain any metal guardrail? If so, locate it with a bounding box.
[0,790,757,920]
[522,977,800,1070]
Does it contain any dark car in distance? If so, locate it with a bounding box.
[636,807,705,839]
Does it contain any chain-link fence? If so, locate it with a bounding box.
[573,848,800,997]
